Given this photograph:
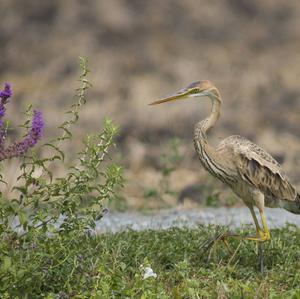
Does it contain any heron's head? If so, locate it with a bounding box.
[149,80,220,106]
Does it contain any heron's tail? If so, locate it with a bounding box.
[283,193,300,214]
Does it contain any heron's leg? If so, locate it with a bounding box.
[199,228,239,258]
[245,205,266,273]
[248,205,261,232]
[246,207,270,242]
[259,209,271,241]
[245,205,265,240]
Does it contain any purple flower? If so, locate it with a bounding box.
[0,83,12,147]
[0,110,44,160]
[0,83,12,103]
[0,106,5,118]
[0,82,44,161]
[0,83,12,148]
[27,110,44,146]
[0,83,12,119]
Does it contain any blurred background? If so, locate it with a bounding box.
[1,0,300,210]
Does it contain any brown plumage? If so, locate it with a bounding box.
[150,80,300,242]
[217,135,298,206]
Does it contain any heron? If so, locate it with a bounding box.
[149,80,300,263]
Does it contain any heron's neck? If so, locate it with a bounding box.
[194,93,221,141]
[192,93,235,184]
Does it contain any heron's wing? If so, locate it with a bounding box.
[218,135,297,201]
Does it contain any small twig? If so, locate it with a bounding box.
[18,216,55,239]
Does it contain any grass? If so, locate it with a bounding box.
[1,225,300,298]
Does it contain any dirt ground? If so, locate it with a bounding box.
[1,0,300,208]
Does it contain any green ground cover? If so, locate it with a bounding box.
[1,225,299,298]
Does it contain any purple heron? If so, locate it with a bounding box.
[150,80,300,244]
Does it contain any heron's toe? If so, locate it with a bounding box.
[246,230,271,242]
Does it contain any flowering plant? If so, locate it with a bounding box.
[0,58,124,297]
[0,83,44,161]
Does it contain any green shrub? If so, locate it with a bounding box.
[0,57,123,296]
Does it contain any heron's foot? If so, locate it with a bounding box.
[209,231,241,254]
[245,229,271,242]
[220,232,241,239]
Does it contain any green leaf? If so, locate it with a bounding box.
[18,210,28,228]
[1,256,12,272]
[43,143,65,161]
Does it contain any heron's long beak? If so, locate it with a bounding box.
[149,89,193,105]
